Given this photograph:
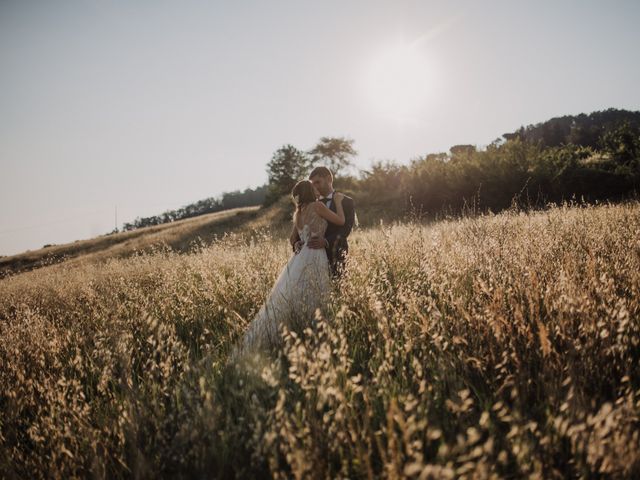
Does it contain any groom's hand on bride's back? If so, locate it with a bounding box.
[307,236,328,249]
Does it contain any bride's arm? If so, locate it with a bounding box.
[314,197,345,225]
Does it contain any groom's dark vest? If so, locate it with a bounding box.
[323,193,356,277]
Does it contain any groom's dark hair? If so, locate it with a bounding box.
[309,166,333,182]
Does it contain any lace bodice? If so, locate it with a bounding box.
[296,203,328,243]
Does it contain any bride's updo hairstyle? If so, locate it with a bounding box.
[291,180,316,212]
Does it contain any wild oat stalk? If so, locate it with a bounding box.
[1,202,639,478]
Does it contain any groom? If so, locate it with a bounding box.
[292,166,356,278]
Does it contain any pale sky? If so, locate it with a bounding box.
[1,0,639,256]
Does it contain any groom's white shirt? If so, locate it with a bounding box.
[319,190,335,208]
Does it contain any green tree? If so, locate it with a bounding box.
[265,144,310,204]
[449,144,476,163]
[308,137,357,176]
[600,121,640,167]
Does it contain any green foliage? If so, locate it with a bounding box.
[600,121,640,167]
[308,136,357,177]
[123,185,267,231]
[502,108,640,149]
[349,119,639,223]
[265,145,311,205]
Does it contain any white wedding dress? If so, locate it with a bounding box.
[234,204,331,357]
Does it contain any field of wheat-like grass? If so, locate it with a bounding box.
[1,202,639,479]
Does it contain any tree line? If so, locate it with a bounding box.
[265,109,639,222]
[349,108,640,219]
[121,185,267,231]
[122,108,639,232]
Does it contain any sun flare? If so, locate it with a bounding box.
[364,41,436,120]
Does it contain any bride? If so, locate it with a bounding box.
[233,179,345,359]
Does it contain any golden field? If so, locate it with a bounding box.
[1,201,639,479]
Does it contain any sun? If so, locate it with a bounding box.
[364,41,435,120]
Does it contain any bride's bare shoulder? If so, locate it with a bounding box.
[309,201,323,213]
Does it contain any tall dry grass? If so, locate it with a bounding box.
[1,202,639,478]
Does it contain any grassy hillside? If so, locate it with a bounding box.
[1,202,639,478]
[0,203,290,279]
[0,195,393,280]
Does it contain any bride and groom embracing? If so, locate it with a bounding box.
[233,166,356,359]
